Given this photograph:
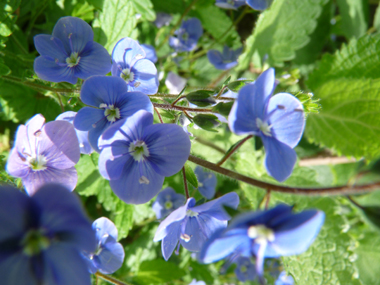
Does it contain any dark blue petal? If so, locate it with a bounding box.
[118,91,154,118]
[0,253,38,285]
[191,192,239,220]
[109,160,164,204]
[75,42,112,79]
[143,123,191,177]
[32,184,96,253]
[161,221,181,260]
[261,136,297,182]
[99,143,131,180]
[267,93,305,148]
[34,56,77,84]
[129,59,159,95]
[182,18,203,41]
[52,16,94,54]
[246,0,270,10]
[96,239,125,274]
[88,119,109,152]
[34,35,68,60]
[74,107,104,131]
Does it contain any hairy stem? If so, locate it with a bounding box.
[182,167,190,199]
[153,103,214,113]
[187,154,380,195]
[154,107,164,123]
[95,272,131,285]
[217,135,253,166]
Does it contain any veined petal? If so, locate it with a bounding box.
[111,37,146,70]
[267,93,305,148]
[246,0,269,10]
[52,16,94,54]
[143,124,191,177]
[129,59,159,95]
[109,160,164,204]
[74,108,104,131]
[75,42,112,79]
[22,166,78,196]
[118,91,154,118]
[161,221,181,260]
[96,239,125,274]
[79,76,129,107]
[191,192,239,220]
[93,217,118,241]
[88,119,109,152]
[34,56,77,84]
[253,68,275,118]
[262,136,297,182]
[34,35,68,60]
[0,253,37,285]
[99,142,131,180]
[6,147,30,178]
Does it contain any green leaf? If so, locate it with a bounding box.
[133,260,186,285]
[184,162,198,188]
[92,0,138,52]
[0,63,10,75]
[186,90,216,107]
[193,114,220,132]
[227,79,253,92]
[211,102,233,116]
[131,0,155,21]
[238,0,328,68]
[336,0,368,39]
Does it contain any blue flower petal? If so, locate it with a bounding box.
[143,124,191,177]
[34,35,68,61]
[118,91,154,117]
[267,93,305,148]
[93,217,118,241]
[191,192,239,220]
[182,18,203,41]
[109,160,165,204]
[161,221,181,260]
[96,238,125,274]
[129,59,159,94]
[88,118,109,152]
[111,37,146,70]
[0,253,37,285]
[152,187,186,219]
[194,166,217,199]
[99,143,131,180]
[141,44,157,63]
[34,56,77,84]
[52,16,94,54]
[261,136,297,182]
[74,107,104,131]
[246,0,270,10]
[74,42,112,79]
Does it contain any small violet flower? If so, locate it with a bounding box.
[152,187,186,219]
[169,18,203,52]
[246,0,271,10]
[194,166,217,199]
[0,184,96,285]
[153,192,239,260]
[234,256,256,282]
[141,44,158,63]
[73,75,153,152]
[98,110,191,204]
[165,72,187,94]
[154,12,172,28]
[215,0,246,9]
[111,37,159,95]
[228,68,305,182]
[56,111,94,155]
[207,46,242,70]
[199,204,325,277]
[34,16,111,84]
[6,114,80,195]
[82,217,125,274]
[275,271,294,285]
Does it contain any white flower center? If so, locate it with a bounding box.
[256,118,272,137]
[28,155,47,171]
[100,104,121,123]
[247,225,275,244]
[180,233,191,242]
[186,209,198,217]
[121,68,135,83]
[129,140,150,162]
[66,52,80,67]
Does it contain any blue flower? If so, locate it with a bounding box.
[111,37,159,95]
[246,0,270,10]
[199,204,325,277]
[152,187,186,219]
[194,166,217,199]
[141,44,158,63]
[275,271,294,285]
[56,111,94,155]
[73,75,153,152]
[153,192,239,260]
[165,72,187,94]
[207,46,242,70]
[215,0,246,9]
[154,12,172,28]
[6,114,80,195]
[98,110,191,204]
[189,279,206,285]
[228,68,305,182]
[234,256,256,282]
[34,16,111,84]
[0,184,96,285]
[169,18,203,52]
[82,217,125,274]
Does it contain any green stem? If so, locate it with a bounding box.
[95,272,131,285]
[187,154,380,195]
[216,135,253,166]
[0,75,80,94]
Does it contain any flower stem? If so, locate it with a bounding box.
[153,103,214,114]
[216,135,253,166]
[182,166,190,199]
[95,272,131,285]
[154,107,164,123]
[171,95,187,106]
[0,75,79,94]
[187,154,380,195]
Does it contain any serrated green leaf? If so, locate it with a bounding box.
[238,0,328,68]
[92,0,137,52]
[186,90,216,107]
[131,0,155,21]
[133,260,186,284]
[0,63,10,75]
[184,162,198,188]
[337,0,368,39]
